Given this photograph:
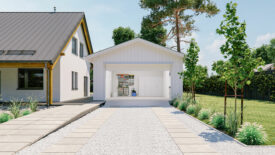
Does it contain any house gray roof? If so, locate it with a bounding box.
[0,12,91,63]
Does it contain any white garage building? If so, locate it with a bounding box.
[87,38,183,101]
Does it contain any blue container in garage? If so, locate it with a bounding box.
[131,89,137,96]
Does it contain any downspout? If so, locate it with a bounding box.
[45,62,50,108]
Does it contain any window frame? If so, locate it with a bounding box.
[72,71,78,90]
[72,37,78,55]
[80,42,84,58]
[18,68,44,90]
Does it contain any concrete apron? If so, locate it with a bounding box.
[0,103,103,154]
[105,98,170,107]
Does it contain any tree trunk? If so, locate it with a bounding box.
[175,11,181,52]
[191,82,195,101]
[234,86,237,127]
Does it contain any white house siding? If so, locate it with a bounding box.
[0,68,47,102]
[59,25,90,102]
[91,41,183,100]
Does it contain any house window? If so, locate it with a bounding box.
[80,43,84,58]
[18,69,43,90]
[72,71,78,90]
[72,37,78,55]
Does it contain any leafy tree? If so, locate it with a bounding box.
[212,2,264,116]
[267,39,275,63]
[140,17,167,46]
[112,27,135,45]
[254,45,271,64]
[140,0,219,52]
[254,38,275,64]
[179,39,207,100]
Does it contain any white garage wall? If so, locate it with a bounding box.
[90,40,183,100]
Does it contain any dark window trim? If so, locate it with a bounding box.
[80,42,84,58]
[17,68,44,90]
[72,71,78,90]
[72,37,78,56]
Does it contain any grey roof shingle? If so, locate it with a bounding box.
[0,12,86,63]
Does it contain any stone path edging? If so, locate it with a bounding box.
[0,103,102,155]
[152,107,220,155]
[40,108,116,154]
[176,107,247,147]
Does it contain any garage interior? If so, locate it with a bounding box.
[105,64,171,99]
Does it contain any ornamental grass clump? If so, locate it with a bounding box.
[0,113,11,123]
[237,122,267,145]
[226,110,240,136]
[28,97,38,112]
[210,113,225,130]
[198,109,210,120]
[9,99,22,119]
[186,105,196,115]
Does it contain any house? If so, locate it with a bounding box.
[0,12,93,104]
[86,38,183,101]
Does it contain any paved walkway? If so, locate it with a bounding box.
[0,104,101,154]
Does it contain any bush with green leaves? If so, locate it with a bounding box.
[186,105,196,115]
[28,97,38,112]
[9,99,22,118]
[237,122,267,145]
[210,113,225,129]
[198,109,210,120]
[0,113,11,123]
[170,98,177,105]
[173,99,180,108]
[22,110,31,116]
[226,110,240,136]
[178,100,189,111]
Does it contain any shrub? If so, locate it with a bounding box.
[9,99,22,119]
[194,103,202,117]
[173,99,179,107]
[186,105,196,115]
[0,113,11,123]
[22,110,31,116]
[198,109,210,120]
[178,100,189,111]
[28,97,38,112]
[237,122,267,145]
[226,110,240,136]
[170,98,177,105]
[210,113,225,129]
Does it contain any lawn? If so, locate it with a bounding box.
[195,94,275,145]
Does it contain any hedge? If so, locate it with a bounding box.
[184,71,275,101]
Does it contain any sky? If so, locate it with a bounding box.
[1,0,275,74]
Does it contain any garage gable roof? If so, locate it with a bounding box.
[86,38,184,60]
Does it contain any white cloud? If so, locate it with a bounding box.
[205,37,225,54]
[255,33,275,47]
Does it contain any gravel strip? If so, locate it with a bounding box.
[166,107,275,155]
[77,108,182,155]
[17,107,102,155]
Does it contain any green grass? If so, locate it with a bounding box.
[195,94,275,145]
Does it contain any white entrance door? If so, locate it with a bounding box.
[139,76,163,97]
